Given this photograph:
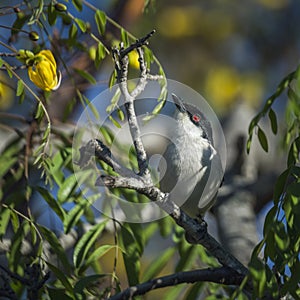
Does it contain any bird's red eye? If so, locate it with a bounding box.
[192,114,200,123]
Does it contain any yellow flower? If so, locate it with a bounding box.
[128,51,140,69]
[28,50,61,91]
[0,74,14,110]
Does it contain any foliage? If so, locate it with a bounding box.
[0,1,299,300]
[246,66,300,299]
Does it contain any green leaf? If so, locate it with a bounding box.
[94,10,106,35]
[268,108,278,134]
[287,137,300,166]
[273,168,290,204]
[9,220,29,271]
[142,247,175,282]
[109,70,117,88]
[16,80,24,96]
[143,47,154,66]
[74,274,107,297]
[57,174,78,203]
[47,3,57,26]
[263,206,276,237]
[85,245,116,266]
[117,108,125,121]
[4,62,13,78]
[11,12,29,37]
[48,288,73,300]
[27,0,44,25]
[249,257,267,298]
[0,208,10,237]
[95,42,106,68]
[106,88,121,113]
[99,126,113,145]
[75,18,87,32]
[46,261,74,293]
[176,245,197,272]
[74,68,97,85]
[48,150,68,186]
[120,28,130,47]
[257,127,268,152]
[287,182,300,197]
[63,193,99,234]
[164,285,185,300]
[274,221,289,251]
[10,209,19,233]
[0,155,18,178]
[35,102,45,121]
[73,221,107,268]
[108,70,117,88]
[108,115,121,128]
[69,23,78,40]
[38,226,71,271]
[72,0,83,11]
[83,94,100,120]
[37,187,65,221]
[185,283,205,300]
[119,225,141,285]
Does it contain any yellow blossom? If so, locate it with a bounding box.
[0,73,14,110]
[128,51,140,69]
[28,50,61,91]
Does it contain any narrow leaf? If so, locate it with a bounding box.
[94,10,106,35]
[142,247,175,282]
[39,226,71,272]
[121,28,130,47]
[63,193,99,234]
[46,262,73,293]
[69,23,78,40]
[16,80,24,96]
[117,108,125,121]
[95,42,106,68]
[47,3,57,26]
[74,68,97,84]
[0,208,10,237]
[109,70,117,88]
[72,0,83,11]
[268,109,278,134]
[85,245,116,266]
[109,115,121,128]
[257,127,268,152]
[73,221,107,268]
[57,174,78,203]
[37,187,65,221]
[74,274,107,296]
[75,18,86,32]
[120,225,141,285]
[273,168,290,204]
[35,102,45,121]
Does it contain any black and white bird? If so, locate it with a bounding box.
[159,93,223,218]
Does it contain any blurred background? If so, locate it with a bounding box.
[0,0,299,298]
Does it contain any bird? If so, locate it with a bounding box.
[159,93,223,219]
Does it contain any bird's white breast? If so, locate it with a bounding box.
[160,113,223,217]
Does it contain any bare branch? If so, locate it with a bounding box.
[77,139,138,179]
[96,174,249,276]
[109,267,244,300]
[112,31,158,180]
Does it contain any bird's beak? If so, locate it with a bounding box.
[172,93,186,113]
